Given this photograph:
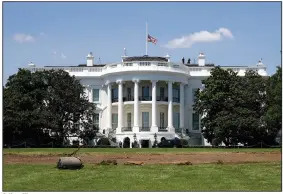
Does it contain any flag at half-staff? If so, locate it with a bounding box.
[147,34,157,44]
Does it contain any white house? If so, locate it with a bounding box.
[27,52,267,148]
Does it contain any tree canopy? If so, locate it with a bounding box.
[193,66,278,146]
[3,69,98,146]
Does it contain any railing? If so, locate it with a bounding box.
[173,97,180,103]
[112,98,118,102]
[157,96,168,102]
[123,96,134,101]
[139,96,152,101]
[121,127,132,132]
[140,127,150,132]
[158,127,168,132]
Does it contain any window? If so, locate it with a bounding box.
[127,88,132,99]
[192,88,198,102]
[127,113,131,127]
[92,89,100,102]
[112,113,118,129]
[173,112,180,129]
[142,86,149,97]
[192,113,199,130]
[93,113,99,128]
[160,112,165,128]
[160,87,165,98]
[112,88,118,101]
[173,87,180,102]
[142,112,149,127]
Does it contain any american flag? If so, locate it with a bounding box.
[147,34,157,44]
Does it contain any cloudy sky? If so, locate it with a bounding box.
[3,2,281,83]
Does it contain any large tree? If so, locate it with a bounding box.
[193,67,268,146]
[3,69,49,144]
[4,69,98,146]
[264,66,282,144]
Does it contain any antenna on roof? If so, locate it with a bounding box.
[98,57,101,64]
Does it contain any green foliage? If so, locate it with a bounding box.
[264,66,282,143]
[3,69,98,146]
[193,67,268,146]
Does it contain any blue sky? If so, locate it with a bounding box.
[3,2,281,83]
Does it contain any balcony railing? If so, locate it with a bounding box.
[122,127,132,132]
[112,98,118,102]
[173,97,180,103]
[140,127,150,132]
[157,96,168,102]
[123,96,134,101]
[158,127,168,132]
[139,96,152,101]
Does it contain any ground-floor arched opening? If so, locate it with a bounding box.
[141,139,151,148]
[123,137,130,148]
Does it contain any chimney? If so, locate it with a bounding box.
[86,52,94,66]
[198,53,205,66]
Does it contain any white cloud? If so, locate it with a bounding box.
[60,53,66,59]
[39,32,46,36]
[13,33,35,43]
[163,28,234,49]
[52,51,57,55]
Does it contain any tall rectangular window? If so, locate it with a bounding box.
[160,112,165,128]
[192,113,200,130]
[93,113,99,128]
[112,113,118,129]
[127,113,131,127]
[92,89,100,102]
[112,88,118,101]
[160,87,165,98]
[142,112,149,127]
[192,88,198,102]
[173,87,180,102]
[142,86,149,97]
[173,112,180,129]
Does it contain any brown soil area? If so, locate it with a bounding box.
[4,151,281,165]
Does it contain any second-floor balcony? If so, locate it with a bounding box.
[111,95,180,103]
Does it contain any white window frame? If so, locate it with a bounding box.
[92,88,100,103]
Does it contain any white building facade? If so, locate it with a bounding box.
[28,52,267,147]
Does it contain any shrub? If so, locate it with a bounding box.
[97,138,110,146]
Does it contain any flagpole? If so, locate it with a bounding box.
[146,20,148,55]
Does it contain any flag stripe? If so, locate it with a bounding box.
[147,34,157,44]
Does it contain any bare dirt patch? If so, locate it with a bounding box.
[4,151,281,165]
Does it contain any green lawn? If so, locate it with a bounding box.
[3,147,281,155]
[3,162,281,191]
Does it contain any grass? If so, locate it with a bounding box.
[3,147,281,156]
[3,162,281,191]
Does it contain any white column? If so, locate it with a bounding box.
[107,82,112,129]
[180,83,185,129]
[151,80,158,132]
[117,80,123,133]
[167,81,174,132]
[133,79,140,132]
